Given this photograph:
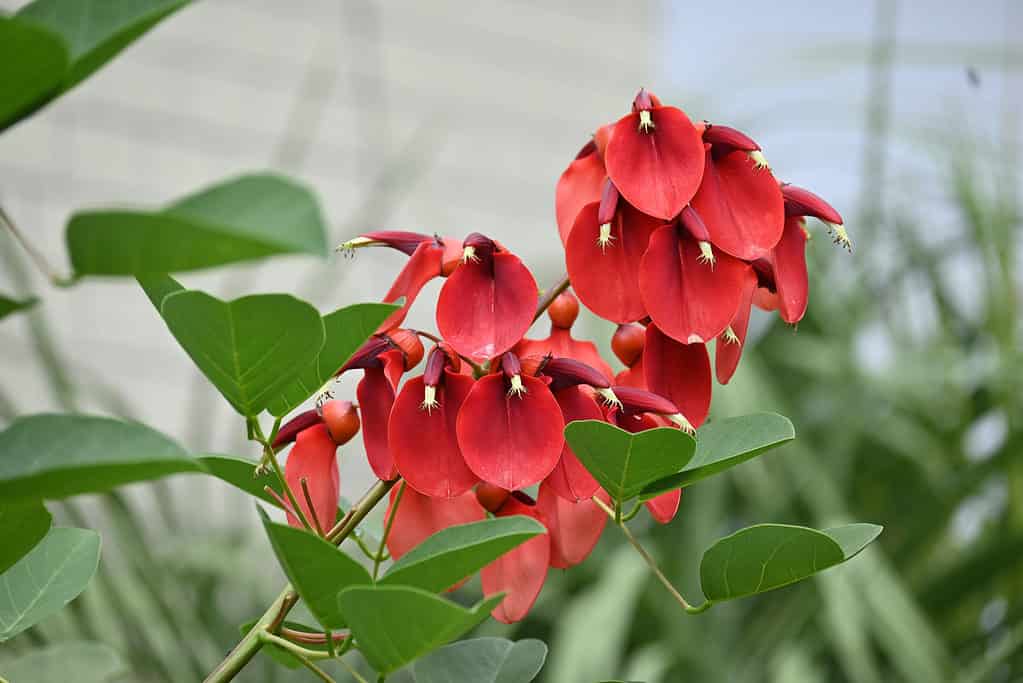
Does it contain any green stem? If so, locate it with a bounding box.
[0,206,75,287]
[532,273,570,323]
[373,481,405,579]
[339,656,371,683]
[253,419,315,533]
[259,630,332,661]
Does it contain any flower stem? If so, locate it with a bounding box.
[0,206,75,287]
[533,273,570,322]
[373,480,404,579]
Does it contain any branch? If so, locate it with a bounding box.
[533,273,570,322]
[0,206,75,287]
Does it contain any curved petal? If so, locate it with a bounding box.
[437,251,537,362]
[545,387,603,502]
[643,324,712,429]
[515,327,614,382]
[690,148,785,260]
[715,267,758,384]
[773,216,810,323]
[614,355,646,390]
[457,374,565,491]
[537,483,607,568]
[639,224,749,343]
[753,286,779,312]
[555,149,606,246]
[604,106,705,220]
[384,487,485,561]
[357,366,398,481]
[390,372,478,498]
[644,489,681,524]
[566,201,661,323]
[481,497,550,623]
[284,424,339,531]
[377,240,445,332]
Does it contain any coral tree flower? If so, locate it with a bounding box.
[384,486,486,566]
[714,267,758,384]
[479,490,550,624]
[642,323,711,431]
[555,140,605,246]
[515,291,614,380]
[436,233,538,363]
[536,482,608,568]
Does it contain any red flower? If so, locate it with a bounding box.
[645,489,682,524]
[384,486,485,566]
[480,492,550,624]
[283,423,339,532]
[436,234,538,363]
[389,346,478,498]
[555,140,605,246]
[643,323,711,430]
[544,384,603,502]
[714,267,758,384]
[514,291,614,380]
[604,89,705,221]
[536,482,608,568]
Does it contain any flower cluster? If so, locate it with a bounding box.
[272,89,846,624]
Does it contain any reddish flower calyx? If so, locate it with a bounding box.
[321,400,360,445]
[547,291,580,329]
[611,323,645,366]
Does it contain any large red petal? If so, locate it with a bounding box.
[384,487,485,561]
[614,353,646,390]
[481,497,550,623]
[457,374,565,491]
[377,241,444,332]
[604,106,705,220]
[644,489,681,524]
[566,201,662,323]
[436,251,537,362]
[555,149,605,246]
[639,225,749,343]
[537,483,607,568]
[544,387,602,502]
[690,148,785,261]
[515,327,614,382]
[773,216,810,323]
[390,372,477,498]
[284,424,339,531]
[643,324,712,429]
[715,267,758,384]
[357,366,398,481]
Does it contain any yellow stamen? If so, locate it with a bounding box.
[507,375,527,398]
[638,110,655,133]
[462,246,479,263]
[597,222,615,252]
[596,387,622,409]
[335,236,376,255]
[827,222,852,252]
[722,326,740,345]
[748,150,770,170]
[697,241,715,267]
[315,377,337,406]
[420,385,439,413]
[669,413,696,435]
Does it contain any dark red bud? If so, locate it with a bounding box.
[500,352,522,379]
[781,184,844,225]
[358,231,434,256]
[273,409,323,448]
[547,291,580,329]
[612,385,680,417]
[338,336,393,375]
[543,357,611,391]
[462,233,497,262]
[612,324,645,366]
[322,400,360,445]
[679,205,711,243]
[597,178,620,226]
[702,124,760,153]
[423,345,449,387]
[632,88,655,112]
[386,329,424,370]
[476,482,510,513]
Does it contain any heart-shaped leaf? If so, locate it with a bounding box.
[268,302,399,416]
[0,414,197,502]
[0,500,52,574]
[2,0,188,131]
[338,585,503,674]
[411,637,548,683]
[137,273,185,311]
[0,294,38,321]
[381,516,545,593]
[0,527,101,641]
[640,413,794,499]
[259,510,372,630]
[0,641,127,683]
[699,523,883,603]
[562,420,695,503]
[159,290,325,416]
[68,174,327,276]
[196,455,282,506]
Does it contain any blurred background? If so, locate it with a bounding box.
[0,0,1020,681]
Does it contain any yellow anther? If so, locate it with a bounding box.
[420,385,439,413]
[748,150,770,170]
[638,110,655,133]
[669,413,696,435]
[597,222,616,252]
[507,375,527,398]
[697,241,716,267]
[462,246,479,263]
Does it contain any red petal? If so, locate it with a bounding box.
[772,216,810,323]
[566,201,662,323]
[436,251,537,362]
[515,327,614,382]
[481,497,550,623]
[357,366,398,481]
[639,225,749,343]
[555,149,605,246]
[643,324,711,428]
[544,387,603,502]
[390,371,478,498]
[690,148,785,260]
[604,106,705,220]
[715,267,758,384]
[645,489,681,524]
[284,424,339,531]
[753,287,779,312]
[614,356,646,390]
[457,374,565,491]
[377,240,444,332]
[537,482,607,568]
[385,487,485,561]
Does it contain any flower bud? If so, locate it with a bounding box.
[337,230,432,255]
[273,409,323,449]
[612,323,645,366]
[542,357,611,392]
[321,400,360,445]
[702,124,760,153]
[612,385,680,417]
[780,184,843,225]
[338,336,394,374]
[386,328,424,370]
[547,291,579,329]
[476,482,511,513]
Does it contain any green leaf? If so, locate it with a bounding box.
[0,294,38,321]
[411,637,548,683]
[136,273,184,311]
[381,516,546,593]
[0,413,198,502]
[268,302,399,416]
[0,641,126,682]
[640,413,795,499]
[0,16,68,131]
[259,510,372,630]
[699,523,883,603]
[0,500,52,574]
[68,174,328,275]
[562,420,695,503]
[338,585,503,674]
[197,454,282,506]
[0,527,101,641]
[159,290,325,416]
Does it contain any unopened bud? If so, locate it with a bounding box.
[543,357,611,391]
[702,124,760,153]
[780,184,844,225]
[547,291,580,329]
[597,178,620,226]
[336,231,431,256]
[387,329,424,370]
[612,385,680,418]
[322,400,361,445]
[273,409,323,449]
